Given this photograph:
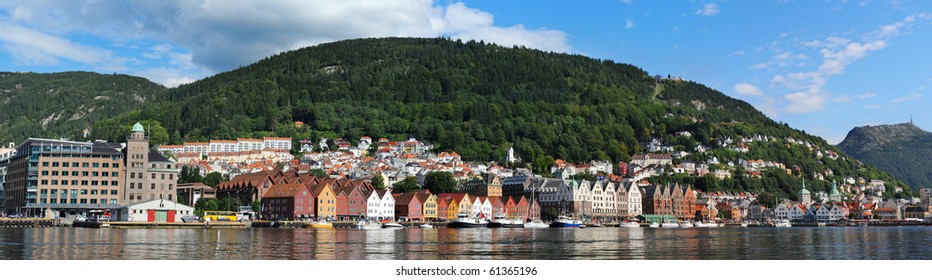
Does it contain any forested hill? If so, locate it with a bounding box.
[0,71,166,144]
[837,123,932,189]
[91,37,912,199]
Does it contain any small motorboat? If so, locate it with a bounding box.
[419,224,434,228]
[660,220,679,228]
[620,220,641,228]
[448,213,489,228]
[524,220,549,228]
[549,216,583,228]
[382,222,404,229]
[488,215,525,228]
[306,220,333,229]
[774,219,792,228]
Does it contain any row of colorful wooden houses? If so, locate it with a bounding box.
[216,169,541,221]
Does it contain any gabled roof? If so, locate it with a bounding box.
[263,183,308,199]
[394,192,421,206]
[310,183,333,197]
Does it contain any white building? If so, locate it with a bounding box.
[263,137,292,150]
[113,199,195,222]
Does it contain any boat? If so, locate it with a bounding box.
[307,220,333,229]
[353,221,382,229]
[447,213,489,228]
[679,221,694,228]
[488,215,525,228]
[648,222,660,228]
[549,215,583,228]
[525,220,549,228]
[620,220,641,228]
[419,224,434,228]
[693,221,719,228]
[774,219,792,228]
[660,220,679,228]
[382,222,404,229]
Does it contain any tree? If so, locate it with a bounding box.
[308,169,328,178]
[252,200,261,213]
[202,172,226,187]
[179,165,204,184]
[371,174,386,191]
[206,199,219,211]
[424,172,458,194]
[392,177,420,193]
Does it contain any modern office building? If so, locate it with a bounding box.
[3,138,124,216]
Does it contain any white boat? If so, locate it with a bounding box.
[488,215,525,228]
[525,220,549,228]
[693,221,719,228]
[419,224,434,228]
[679,221,693,228]
[660,220,679,228]
[648,222,660,228]
[354,220,382,229]
[774,219,792,228]
[382,222,404,229]
[621,220,641,228]
[448,213,489,228]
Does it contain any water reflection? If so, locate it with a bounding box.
[0,227,929,260]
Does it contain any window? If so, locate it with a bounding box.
[80,189,88,195]
[62,162,69,167]
[60,198,67,204]
[40,180,48,185]
[82,163,89,168]
[81,171,89,176]
[72,162,79,167]
[70,199,77,204]
[110,190,118,195]
[52,162,60,167]
[112,172,118,177]
[52,171,59,176]
[80,199,87,204]
[101,181,108,186]
[110,199,117,205]
[151,173,156,179]
[131,173,135,179]
[102,172,108,177]
[113,163,119,168]
[129,183,134,189]
[169,184,173,190]
[152,164,156,168]
[151,184,155,189]
[51,180,58,185]
[92,163,99,168]
[90,199,97,204]
[91,181,98,186]
[42,162,49,167]
[81,180,88,186]
[71,171,78,176]
[41,189,48,194]
[42,171,49,176]
[169,174,174,180]
[62,180,69,186]
[91,172,98,177]
[103,163,109,168]
[161,174,165,180]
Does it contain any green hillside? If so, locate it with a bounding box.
[89,37,912,200]
[837,123,932,189]
[0,71,167,144]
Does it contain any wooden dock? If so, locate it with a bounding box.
[72,221,248,229]
[0,218,64,228]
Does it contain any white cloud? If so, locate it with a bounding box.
[626,19,635,29]
[0,23,113,66]
[734,83,764,96]
[0,1,571,78]
[858,92,877,99]
[621,0,634,4]
[696,3,719,16]
[729,50,745,57]
[890,93,922,104]
[762,13,928,114]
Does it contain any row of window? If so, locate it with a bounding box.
[42,162,118,168]
[40,189,118,196]
[127,194,173,202]
[42,170,119,177]
[128,183,174,190]
[40,179,119,186]
[39,198,118,205]
[129,172,174,180]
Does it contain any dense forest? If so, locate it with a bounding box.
[11,37,911,199]
[0,72,166,144]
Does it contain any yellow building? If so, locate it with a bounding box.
[415,190,438,221]
[438,193,471,220]
[311,183,336,219]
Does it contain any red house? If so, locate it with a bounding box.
[488,196,504,217]
[393,192,423,221]
[514,196,530,221]
[528,199,541,221]
[504,196,518,218]
[335,185,368,220]
[260,183,314,220]
[437,197,449,222]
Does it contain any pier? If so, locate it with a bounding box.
[0,218,64,228]
[72,221,249,229]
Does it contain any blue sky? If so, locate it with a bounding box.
[0,1,930,144]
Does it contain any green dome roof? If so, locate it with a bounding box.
[800,179,810,195]
[132,122,144,132]
[830,180,840,195]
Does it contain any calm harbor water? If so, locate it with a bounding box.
[0,226,929,260]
